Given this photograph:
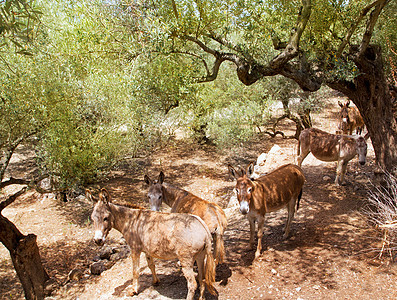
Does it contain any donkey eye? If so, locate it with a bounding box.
[158,195,162,200]
[235,188,239,194]
[247,187,252,193]
[104,217,108,222]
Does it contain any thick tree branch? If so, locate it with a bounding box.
[183,35,218,56]
[269,0,312,69]
[336,0,379,56]
[0,177,31,189]
[0,187,27,213]
[358,0,388,58]
[179,0,319,90]
[358,0,388,57]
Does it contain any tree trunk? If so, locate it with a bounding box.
[328,45,397,173]
[0,214,49,300]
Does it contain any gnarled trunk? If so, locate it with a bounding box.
[0,214,49,300]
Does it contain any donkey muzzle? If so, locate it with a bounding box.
[94,230,105,246]
[239,201,250,215]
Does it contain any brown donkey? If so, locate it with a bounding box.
[144,171,228,264]
[88,189,216,300]
[338,100,365,135]
[297,127,368,186]
[228,163,305,259]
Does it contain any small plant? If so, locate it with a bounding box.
[364,171,397,260]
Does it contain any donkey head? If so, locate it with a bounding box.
[338,100,351,134]
[88,188,113,246]
[228,162,255,215]
[144,171,165,212]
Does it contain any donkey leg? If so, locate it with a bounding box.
[335,160,348,185]
[339,161,349,184]
[255,215,265,259]
[335,160,343,185]
[128,252,141,296]
[180,259,197,300]
[195,251,206,300]
[284,199,296,239]
[145,254,159,285]
[297,149,310,167]
[248,215,256,250]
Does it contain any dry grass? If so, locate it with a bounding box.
[364,172,397,260]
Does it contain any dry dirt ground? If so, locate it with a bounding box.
[1,94,397,300]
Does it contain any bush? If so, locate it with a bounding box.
[364,172,397,260]
[207,100,271,147]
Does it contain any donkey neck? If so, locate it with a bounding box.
[162,183,189,208]
[108,203,140,235]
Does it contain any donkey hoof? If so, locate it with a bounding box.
[254,251,261,259]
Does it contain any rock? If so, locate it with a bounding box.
[251,145,294,179]
[99,246,113,260]
[44,278,58,296]
[323,175,332,182]
[68,269,83,281]
[110,245,130,261]
[39,177,52,191]
[90,261,106,275]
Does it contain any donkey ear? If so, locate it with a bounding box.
[158,171,165,184]
[228,164,239,180]
[85,189,96,203]
[246,162,255,178]
[144,175,152,185]
[99,188,111,204]
[338,101,343,108]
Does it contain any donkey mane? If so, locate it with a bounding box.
[118,202,145,210]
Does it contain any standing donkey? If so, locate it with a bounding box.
[88,188,216,300]
[338,100,365,135]
[297,127,368,185]
[144,171,228,264]
[228,163,305,259]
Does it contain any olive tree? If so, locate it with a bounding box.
[119,0,397,173]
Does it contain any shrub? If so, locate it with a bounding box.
[364,172,397,260]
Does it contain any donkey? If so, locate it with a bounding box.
[228,163,305,259]
[88,189,216,300]
[144,171,228,264]
[297,127,368,185]
[338,100,365,135]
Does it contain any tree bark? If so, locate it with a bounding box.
[0,212,49,300]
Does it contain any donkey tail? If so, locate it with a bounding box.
[296,188,303,211]
[213,205,227,265]
[204,234,217,296]
[214,232,225,265]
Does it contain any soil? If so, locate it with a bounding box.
[1,94,397,300]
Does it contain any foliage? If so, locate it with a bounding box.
[0,0,42,55]
[0,0,152,187]
[181,66,272,146]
